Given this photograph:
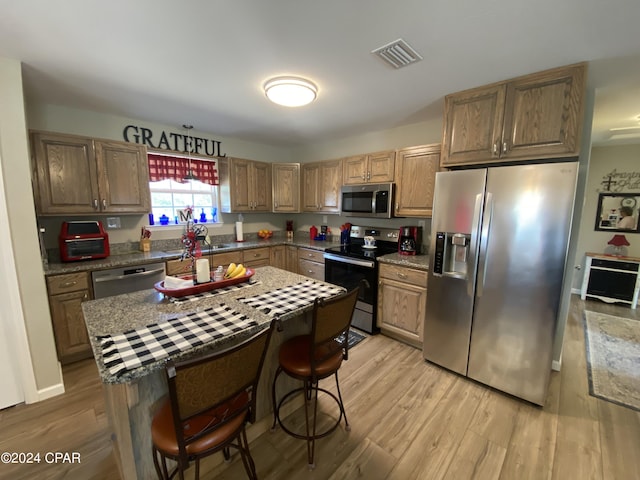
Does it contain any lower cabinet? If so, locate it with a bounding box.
[269,245,287,270]
[243,247,270,268]
[377,263,427,348]
[297,248,325,281]
[46,272,93,364]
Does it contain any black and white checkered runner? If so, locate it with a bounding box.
[238,281,345,318]
[172,279,262,303]
[97,304,256,377]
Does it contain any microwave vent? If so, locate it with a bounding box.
[371,38,423,69]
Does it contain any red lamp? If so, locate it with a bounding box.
[607,234,630,256]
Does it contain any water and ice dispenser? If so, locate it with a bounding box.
[432,232,470,278]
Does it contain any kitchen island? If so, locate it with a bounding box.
[82,266,343,480]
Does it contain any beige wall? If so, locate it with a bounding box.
[0,58,63,397]
[574,143,640,283]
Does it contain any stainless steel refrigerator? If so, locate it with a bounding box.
[423,162,578,405]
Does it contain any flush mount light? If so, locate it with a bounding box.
[264,76,317,107]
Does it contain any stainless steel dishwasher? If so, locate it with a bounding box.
[91,262,166,298]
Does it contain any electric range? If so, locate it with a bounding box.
[323,226,399,333]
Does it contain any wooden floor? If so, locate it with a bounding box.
[2,295,639,480]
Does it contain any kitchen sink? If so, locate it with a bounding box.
[163,244,231,255]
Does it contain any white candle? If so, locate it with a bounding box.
[236,221,244,242]
[195,258,210,283]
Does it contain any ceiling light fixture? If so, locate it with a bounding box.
[264,76,317,107]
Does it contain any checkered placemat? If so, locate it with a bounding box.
[97,304,256,377]
[238,281,345,318]
[172,279,262,303]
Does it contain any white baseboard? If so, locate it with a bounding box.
[571,288,581,295]
[552,360,561,372]
[29,362,65,403]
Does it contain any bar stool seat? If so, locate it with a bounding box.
[271,287,359,469]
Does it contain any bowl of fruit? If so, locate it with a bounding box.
[258,229,273,239]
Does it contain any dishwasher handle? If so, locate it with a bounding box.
[93,267,166,283]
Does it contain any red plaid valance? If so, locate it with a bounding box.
[148,153,219,186]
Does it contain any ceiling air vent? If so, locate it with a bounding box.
[372,38,423,69]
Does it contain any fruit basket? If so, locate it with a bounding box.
[154,269,255,298]
[258,229,273,239]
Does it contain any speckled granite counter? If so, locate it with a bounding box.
[83,266,327,384]
[83,266,341,480]
[45,236,340,275]
[378,252,429,270]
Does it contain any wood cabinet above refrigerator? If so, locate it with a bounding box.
[440,62,586,167]
[31,131,150,215]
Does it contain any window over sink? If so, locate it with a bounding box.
[149,179,220,225]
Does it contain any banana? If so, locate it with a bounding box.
[229,263,245,278]
[233,266,246,278]
[224,263,237,279]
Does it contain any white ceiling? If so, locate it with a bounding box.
[1,0,640,147]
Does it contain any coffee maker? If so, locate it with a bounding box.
[399,226,421,255]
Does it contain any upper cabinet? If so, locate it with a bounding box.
[31,131,150,215]
[272,163,300,213]
[441,63,586,167]
[394,144,440,217]
[302,159,342,213]
[219,157,272,213]
[342,150,395,185]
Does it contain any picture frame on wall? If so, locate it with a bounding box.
[594,192,640,233]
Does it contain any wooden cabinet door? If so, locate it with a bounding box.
[318,159,342,213]
[269,245,286,269]
[343,154,367,185]
[250,160,272,212]
[49,290,92,364]
[302,163,321,211]
[95,140,150,213]
[31,131,99,214]
[441,84,506,167]
[502,64,585,160]
[272,163,300,212]
[368,150,395,183]
[377,277,425,348]
[286,245,298,273]
[228,158,252,211]
[395,144,440,217]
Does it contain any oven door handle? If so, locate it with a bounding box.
[323,253,375,268]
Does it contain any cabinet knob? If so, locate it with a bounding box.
[367,171,371,181]
[492,143,499,156]
[102,199,107,209]
[502,142,508,154]
[397,272,408,279]
[61,281,78,288]
[93,199,99,209]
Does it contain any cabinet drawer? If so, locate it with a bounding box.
[243,247,270,263]
[297,248,325,264]
[166,258,194,276]
[379,263,427,286]
[47,272,90,295]
[298,259,325,281]
[211,251,242,269]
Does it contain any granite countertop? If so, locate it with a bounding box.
[44,236,341,276]
[378,252,429,271]
[82,266,337,385]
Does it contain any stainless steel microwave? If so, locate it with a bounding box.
[340,183,394,218]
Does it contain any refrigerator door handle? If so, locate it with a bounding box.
[476,192,493,298]
[468,193,483,297]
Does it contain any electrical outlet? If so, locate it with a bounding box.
[322,215,328,223]
[106,217,121,229]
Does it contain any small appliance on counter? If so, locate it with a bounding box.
[399,226,421,255]
[59,221,110,262]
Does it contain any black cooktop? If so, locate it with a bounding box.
[325,242,398,260]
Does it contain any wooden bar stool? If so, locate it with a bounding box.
[270,287,359,469]
[151,321,275,480]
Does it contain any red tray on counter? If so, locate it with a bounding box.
[154,269,255,298]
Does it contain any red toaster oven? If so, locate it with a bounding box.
[59,221,110,262]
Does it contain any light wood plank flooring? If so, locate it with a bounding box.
[1,295,638,480]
